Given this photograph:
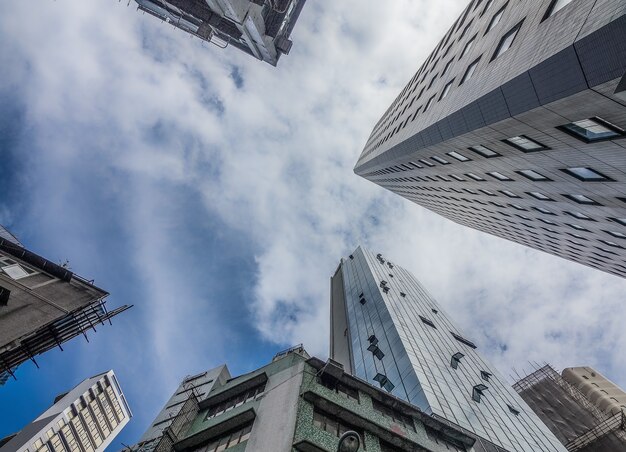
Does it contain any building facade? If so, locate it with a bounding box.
[514,365,626,451]
[330,246,566,452]
[354,0,626,278]
[0,370,131,452]
[133,0,307,66]
[126,346,477,452]
[0,226,130,384]
[132,366,231,452]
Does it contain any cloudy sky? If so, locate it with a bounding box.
[1,0,626,448]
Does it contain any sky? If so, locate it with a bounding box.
[1,0,626,449]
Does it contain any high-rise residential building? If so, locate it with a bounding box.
[125,345,477,452]
[133,0,307,66]
[0,370,131,452]
[330,246,567,452]
[0,225,130,384]
[514,365,626,451]
[131,366,231,452]
[354,0,626,278]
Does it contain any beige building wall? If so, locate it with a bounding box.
[562,367,626,416]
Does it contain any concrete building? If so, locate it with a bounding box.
[0,225,130,384]
[126,345,477,452]
[133,0,307,66]
[131,366,231,452]
[0,370,131,452]
[330,246,566,452]
[514,365,626,451]
[354,0,626,278]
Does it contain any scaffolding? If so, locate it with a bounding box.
[152,393,200,452]
[513,364,626,452]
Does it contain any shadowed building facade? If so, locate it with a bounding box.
[354,0,626,278]
[133,0,307,66]
[330,246,566,452]
[124,346,477,452]
[0,225,130,384]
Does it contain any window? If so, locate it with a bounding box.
[460,57,481,84]
[488,171,513,181]
[313,410,364,444]
[533,206,555,215]
[460,34,477,59]
[450,174,466,181]
[507,404,520,416]
[419,159,435,167]
[425,427,466,452]
[481,0,494,16]
[561,167,612,182]
[500,190,520,198]
[568,223,589,232]
[450,352,464,369]
[599,239,624,249]
[503,135,548,152]
[320,379,360,402]
[440,80,454,101]
[543,0,574,20]
[528,191,554,201]
[563,194,601,206]
[419,316,436,329]
[205,383,266,419]
[431,156,451,165]
[466,173,486,181]
[558,117,624,142]
[480,371,492,381]
[486,4,506,34]
[1,263,33,280]
[610,218,626,227]
[492,21,523,60]
[479,189,496,196]
[424,95,436,112]
[468,144,499,157]
[451,332,477,348]
[605,230,626,239]
[368,342,385,360]
[373,373,395,392]
[517,169,551,181]
[472,384,488,402]
[447,151,471,162]
[441,60,453,77]
[538,218,557,226]
[372,399,415,431]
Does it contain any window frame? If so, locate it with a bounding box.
[502,135,549,152]
[491,20,524,61]
[557,117,625,143]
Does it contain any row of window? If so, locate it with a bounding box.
[366,0,575,157]
[204,382,266,420]
[190,422,252,452]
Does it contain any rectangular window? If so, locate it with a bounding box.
[424,95,436,112]
[500,190,520,198]
[563,194,601,206]
[431,156,451,165]
[1,263,32,280]
[419,159,435,168]
[466,173,486,181]
[558,117,624,143]
[451,332,477,349]
[487,171,513,181]
[460,34,477,59]
[205,383,266,420]
[561,167,612,182]
[543,0,574,20]
[450,174,466,181]
[533,206,555,215]
[517,169,550,181]
[199,422,253,452]
[468,144,499,157]
[565,211,593,221]
[492,20,524,61]
[440,79,455,100]
[419,316,436,328]
[479,189,496,196]
[568,223,589,232]
[447,151,471,162]
[486,4,506,34]
[503,135,548,152]
[527,191,554,201]
[372,399,415,431]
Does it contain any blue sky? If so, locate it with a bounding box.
[2,0,626,449]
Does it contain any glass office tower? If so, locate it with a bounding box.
[330,246,566,452]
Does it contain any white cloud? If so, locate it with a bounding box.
[2,0,626,443]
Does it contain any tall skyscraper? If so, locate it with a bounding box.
[514,365,626,451]
[133,0,307,66]
[354,0,626,278]
[0,370,131,452]
[0,225,130,384]
[125,346,476,452]
[131,366,231,452]
[330,246,566,452]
